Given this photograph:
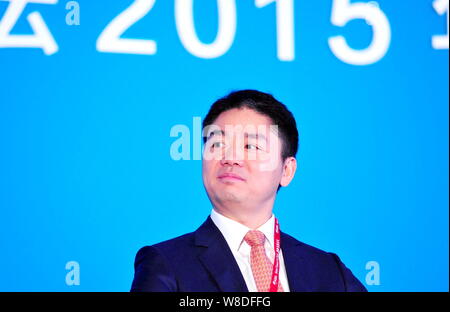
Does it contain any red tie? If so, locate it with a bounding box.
[244,230,283,292]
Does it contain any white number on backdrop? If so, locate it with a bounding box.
[328,0,391,65]
[1,0,445,63]
[255,0,295,61]
[0,0,58,55]
[432,0,449,49]
[175,0,236,59]
[96,0,157,55]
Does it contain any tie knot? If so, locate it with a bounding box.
[244,230,266,247]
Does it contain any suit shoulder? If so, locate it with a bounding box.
[281,232,367,291]
[281,232,341,268]
[137,231,196,258]
[282,232,332,257]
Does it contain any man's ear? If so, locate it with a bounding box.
[280,157,297,187]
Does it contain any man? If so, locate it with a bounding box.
[131,90,366,292]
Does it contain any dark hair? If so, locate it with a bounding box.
[202,89,299,162]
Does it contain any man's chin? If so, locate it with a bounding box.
[215,190,246,203]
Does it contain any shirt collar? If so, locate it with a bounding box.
[210,208,276,252]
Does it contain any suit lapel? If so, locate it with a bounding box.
[195,217,248,292]
[281,232,313,292]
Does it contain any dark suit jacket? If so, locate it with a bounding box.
[131,216,367,292]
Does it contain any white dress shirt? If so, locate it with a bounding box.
[210,209,290,292]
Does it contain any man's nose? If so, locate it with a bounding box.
[220,144,244,167]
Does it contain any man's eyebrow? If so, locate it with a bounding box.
[245,132,267,142]
[205,130,268,142]
[206,129,225,141]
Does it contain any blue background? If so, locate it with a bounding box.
[0,0,448,291]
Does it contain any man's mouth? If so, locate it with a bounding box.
[217,173,245,182]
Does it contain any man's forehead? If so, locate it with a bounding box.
[215,107,271,121]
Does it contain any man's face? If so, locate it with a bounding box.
[202,108,288,211]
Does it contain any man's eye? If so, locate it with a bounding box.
[212,142,224,148]
[245,144,258,150]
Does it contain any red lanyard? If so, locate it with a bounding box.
[269,217,281,292]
